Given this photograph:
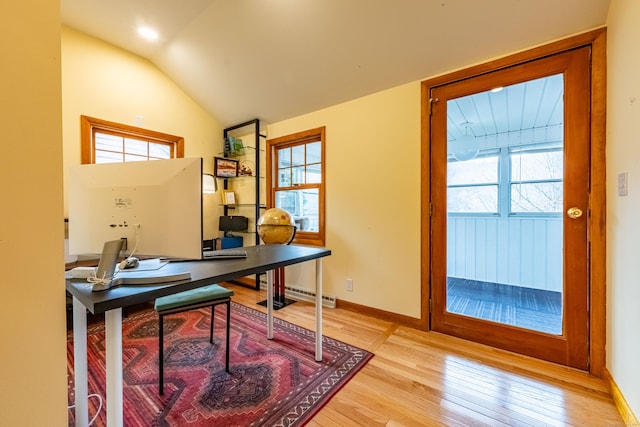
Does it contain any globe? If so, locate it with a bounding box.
[257,208,296,244]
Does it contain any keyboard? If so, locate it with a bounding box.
[202,249,248,259]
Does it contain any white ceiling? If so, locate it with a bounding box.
[448,74,564,143]
[60,0,610,128]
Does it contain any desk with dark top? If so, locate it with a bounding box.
[66,244,331,427]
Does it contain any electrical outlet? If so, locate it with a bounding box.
[618,172,628,196]
[346,278,353,292]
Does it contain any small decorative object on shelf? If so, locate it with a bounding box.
[214,157,239,178]
[239,160,254,176]
[221,190,236,205]
[224,135,245,157]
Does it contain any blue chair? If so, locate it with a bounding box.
[154,284,234,395]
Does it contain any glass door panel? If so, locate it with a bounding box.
[445,75,564,335]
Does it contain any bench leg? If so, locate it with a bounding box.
[210,305,215,343]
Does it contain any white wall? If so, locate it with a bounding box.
[606,0,640,418]
[0,2,67,425]
[61,26,224,239]
[448,217,563,291]
[268,82,422,317]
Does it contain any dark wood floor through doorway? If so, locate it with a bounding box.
[447,277,562,334]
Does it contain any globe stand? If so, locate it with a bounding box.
[257,297,296,310]
[257,267,296,310]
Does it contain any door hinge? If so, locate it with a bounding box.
[429,97,439,116]
[429,203,433,217]
[429,298,433,313]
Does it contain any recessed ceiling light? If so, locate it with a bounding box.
[490,86,504,93]
[137,27,159,41]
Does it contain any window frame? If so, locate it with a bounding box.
[80,115,184,164]
[266,127,326,246]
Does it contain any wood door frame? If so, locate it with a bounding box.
[419,28,606,376]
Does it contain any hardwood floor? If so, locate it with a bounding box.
[225,282,623,426]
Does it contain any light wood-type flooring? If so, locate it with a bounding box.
[225,282,623,427]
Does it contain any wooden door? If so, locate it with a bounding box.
[429,47,590,369]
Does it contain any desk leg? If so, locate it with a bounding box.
[105,308,123,427]
[72,297,89,427]
[266,269,274,339]
[315,258,323,362]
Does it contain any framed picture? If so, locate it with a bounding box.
[214,157,239,178]
[221,190,236,205]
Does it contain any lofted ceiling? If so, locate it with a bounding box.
[60,0,610,128]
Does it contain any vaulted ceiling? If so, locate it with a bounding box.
[60,0,610,128]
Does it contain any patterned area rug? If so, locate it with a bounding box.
[67,302,373,426]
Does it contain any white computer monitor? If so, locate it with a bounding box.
[68,157,203,259]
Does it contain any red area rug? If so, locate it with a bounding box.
[67,302,373,426]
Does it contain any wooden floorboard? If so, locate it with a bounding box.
[225,282,623,427]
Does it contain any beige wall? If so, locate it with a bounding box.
[0,1,67,425]
[267,82,422,317]
[606,0,640,418]
[2,3,636,422]
[61,27,224,239]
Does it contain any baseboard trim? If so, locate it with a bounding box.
[336,298,424,330]
[604,367,639,425]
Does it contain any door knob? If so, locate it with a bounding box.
[567,207,583,219]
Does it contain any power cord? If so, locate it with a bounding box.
[85,225,142,286]
[68,393,103,426]
[87,270,117,286]
[119,224,141,269]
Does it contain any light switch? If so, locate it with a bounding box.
[618,172,628,196]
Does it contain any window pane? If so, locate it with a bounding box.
[149,143,171,159]
[291,166,305,185]
[448,156,498,185]
[291,145,305,166]
[511,182,563,213]
[278,147,290,168]
[306,142,321,163]
[306,163,322,183]
[278,168,291,186]
[95,150,123,163]
[124,154,149,162]
[275,188,319,232]
[95,132,123,151]
[125,138,148,156]
[511,150,563,181]
[448,185,498,213]
[276,190,296,214]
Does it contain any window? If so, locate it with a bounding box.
[266,127,325,246]
[80,115,184,164]
[447,153,499,214]
[447,144,562,216]
[510,147,563,213]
